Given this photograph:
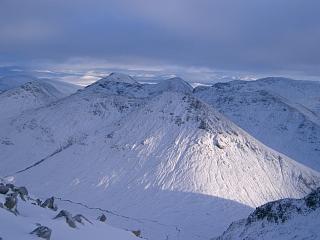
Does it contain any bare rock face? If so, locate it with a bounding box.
[30,225,52,240]
[53,210,76,228]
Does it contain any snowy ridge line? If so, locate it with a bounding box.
[54,196,210,240]
[4,139,75,178]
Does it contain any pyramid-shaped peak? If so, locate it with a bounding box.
[101,72,138,84]
[155,77,193,94]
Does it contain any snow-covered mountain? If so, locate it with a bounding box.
[0,73,80,94]
[214,187,320,240]
[254,77,320,116]
[195,77,320,171]
[0,75,38,93]
[0,180,139,240]
[1,73,319,240]
[0,81,67,122]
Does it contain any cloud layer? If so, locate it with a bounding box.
[1,0,320,78]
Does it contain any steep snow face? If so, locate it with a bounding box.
[215,188,320,240]
[195,79,320,171]
[0,81,66,122]
[1,89,320,239]
[0,181,139,240]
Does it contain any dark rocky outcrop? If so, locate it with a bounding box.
[5,183,15,191]
[247,187,320,225]
[73,214,92,225]
[97,213,107,222]
[304,187,320,209]
[132,230,141,238]
[4,193,18,214]
[41,197,58,211]
[0,183,9,194]
[14,186,28,201]
[30,225,52,240]
[53,210,76,228]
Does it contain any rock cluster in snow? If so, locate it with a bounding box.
[214,188,320,240]
[0,180,139,240]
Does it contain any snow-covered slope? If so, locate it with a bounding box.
[0,81,66,122]
[195,78,320,171]
[0,181,139,240]
[1,73,319,240]
[43,78,81,96]
[0,73,80,94]
[0,75,37,93]
[214,187,320,240]
[145,77,193,94]
[254,77,320,116]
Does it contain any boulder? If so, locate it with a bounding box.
[30,225,52,240]
[14,186,28,201]
[41,197,58,211]
[97,213,107,222]
[73,214,92,225]
[53,210,76,228]
[132,230,141,238]
[36,198,42,206]
[4,193,18,214]
[0,184,9,194]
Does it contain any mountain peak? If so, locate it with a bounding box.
[153,77,193,94]
[101,72,138,84]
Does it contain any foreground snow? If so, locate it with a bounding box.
[0,181,139,240]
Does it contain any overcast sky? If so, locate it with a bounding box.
[1,0,320,80]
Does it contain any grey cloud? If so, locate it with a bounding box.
[1,0,320,78]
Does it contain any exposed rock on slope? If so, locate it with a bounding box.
[214,188,320,240]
